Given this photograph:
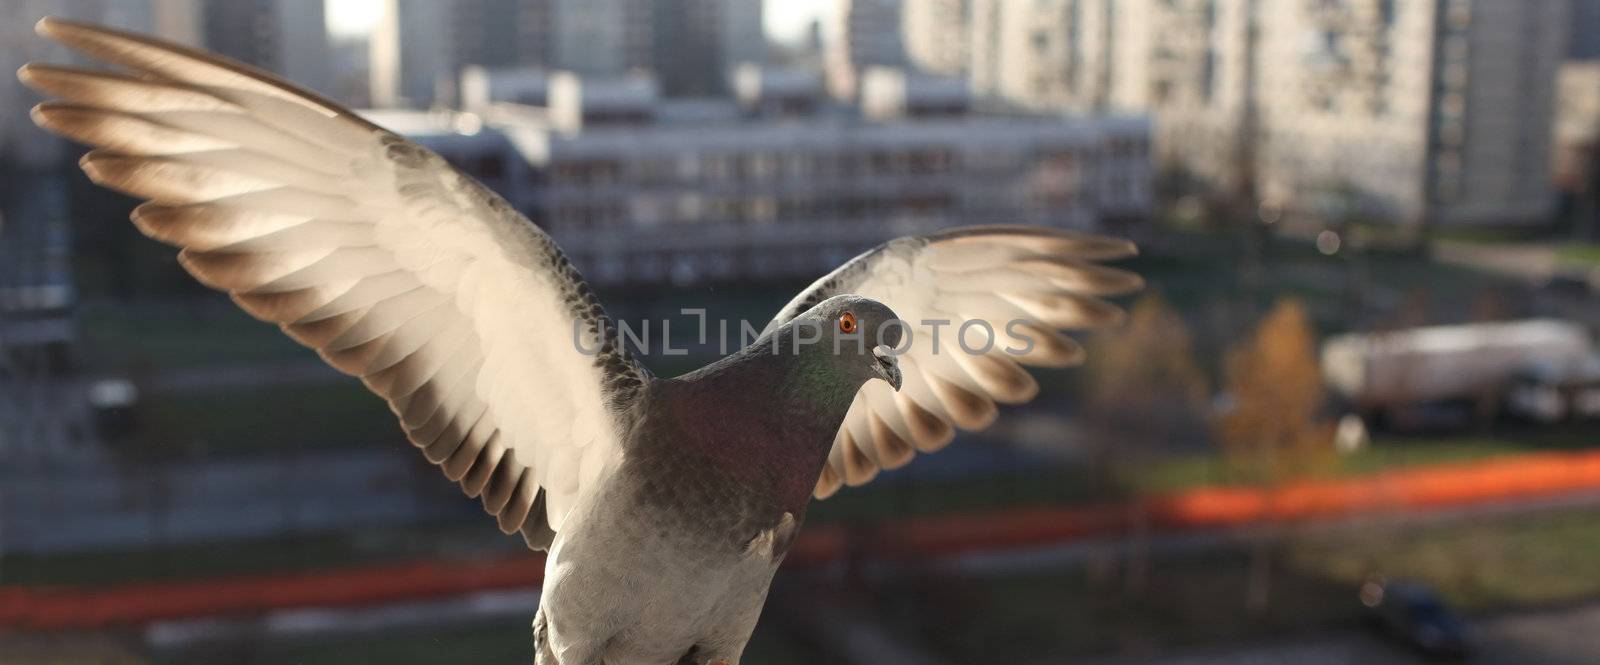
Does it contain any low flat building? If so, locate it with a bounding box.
[0,173,84,468]
[0,174,74,354]
[371,69,1152,286]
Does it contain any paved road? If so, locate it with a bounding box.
[1085,602,1600,665]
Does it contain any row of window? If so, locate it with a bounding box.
[542,148,990,188]
[530,192,1088,230]
[537,143,1147,189]
[584,246,853,285]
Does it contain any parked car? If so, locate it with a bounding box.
[1540,268,1595,297]
[1360,578,1470,659]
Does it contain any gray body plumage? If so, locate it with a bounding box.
[538,310,892,664]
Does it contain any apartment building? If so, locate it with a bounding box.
[948,0,1566,227]
[202,0,333,98]
[902,0,969,77]
[827,0,908,99]
[967,0,1125,114]
[1573,0,1600,60]
[1253,0,1565,226]
[651,0,767,97]
[370,0,655,108]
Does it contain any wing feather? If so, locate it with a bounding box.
[19,64,243,112]
[770,226,1139,497]
[22,17,650,549]
[31,102,235,154]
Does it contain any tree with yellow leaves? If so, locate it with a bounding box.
[1215,299,1336,484]
[1214,298,1337,610]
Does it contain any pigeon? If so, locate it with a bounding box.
[20,17,1142,665]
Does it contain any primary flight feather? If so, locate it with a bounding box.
[21,17,1140,665]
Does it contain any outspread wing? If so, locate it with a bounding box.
[21,17,650,549]
[765,226,1142,498]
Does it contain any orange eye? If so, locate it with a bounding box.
[839,312,858,334]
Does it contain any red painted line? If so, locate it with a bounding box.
[8,449,1600,630]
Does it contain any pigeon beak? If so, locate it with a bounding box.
[872,345,902,392]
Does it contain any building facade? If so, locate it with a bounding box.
[968,0,1079,112]
[555,0,653,77]
[446,0,557,73]
[376,72,1152,286]
[963,0,1131,114]
[902,0,969,77]
[946,0,1566,227]
[827,0,907,99]
[1253,0,1565,227]
[202,0,332,97]
[1572,0,1600,61]
[369,0,452,108]
[1555,62,1600,195]
[652,0,766,97]
[373,0,760,107]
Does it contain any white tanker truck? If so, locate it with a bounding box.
[1321,319,1600,425]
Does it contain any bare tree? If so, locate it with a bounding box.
[1084,294,1209,594]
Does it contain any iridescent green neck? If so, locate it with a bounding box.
[777,346,860,426]
[665,323,865,508]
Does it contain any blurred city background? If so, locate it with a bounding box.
[3,0,1600,662]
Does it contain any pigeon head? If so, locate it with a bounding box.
[791,294,903,392]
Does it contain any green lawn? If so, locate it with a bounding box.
[76,283,804,379]
[1136,435,1531,494]
[1291,509,1600,611]
[1428,224,1557,245]
[810,465,1109,526]
[1557,242,1600,268]
[127,382,400,458]
[873,506,1600,662]
[80,298,309,373]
